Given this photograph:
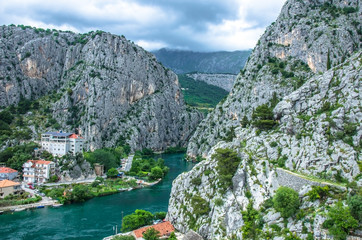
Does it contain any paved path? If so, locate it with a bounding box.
[42,178,96,186]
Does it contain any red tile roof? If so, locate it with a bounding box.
[0,179,20,188]
[26,160,54,167]
[69,134,83,139]
[133,221,175,239]
[0,167,17,174]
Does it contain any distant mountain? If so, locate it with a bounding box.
[152,48,251,74]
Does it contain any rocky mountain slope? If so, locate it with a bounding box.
[0,25,202,151]
[168,0,362,239]
[187,0,361,158]
[152,48,251,74]
[186,73,236,92]
[168,48,361,240]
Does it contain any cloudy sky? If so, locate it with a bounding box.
[0,0,286,51]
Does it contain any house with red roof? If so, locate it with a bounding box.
[0,167,18,180]
[23,160,55,185]
[41,131,84,156]
[132,221,175,240]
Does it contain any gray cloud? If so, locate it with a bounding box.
[0,0,286,51]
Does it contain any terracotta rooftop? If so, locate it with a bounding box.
[69,134,83,139]
[133,221,175,239]
[25,160,54,167]
[0,179,20,188]
[0,167,18,174]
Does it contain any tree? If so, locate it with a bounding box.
[107,168,119,178]
[150,167,163,180]
[112,235,135,240]
[323,201,358,240]
[143,228,160,240]
[168,232,177,240]
[212,148,241,192]
[273,186,300,218]
[347,194,362,222]
[251,104,277,130]
[121,209,154,232]
[154,212,167,220]
[69,185,93,202]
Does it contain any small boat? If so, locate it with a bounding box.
[36,205,45,209]
[14,208,26,212]
[52,203,63,208]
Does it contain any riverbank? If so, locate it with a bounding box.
[0,197,58,212]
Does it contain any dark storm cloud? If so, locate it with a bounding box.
[0,0,286,51]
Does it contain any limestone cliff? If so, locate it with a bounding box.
[187,0,361,158]
[169,0,362,239]
[0,25,202,150]
[168,50,361,240]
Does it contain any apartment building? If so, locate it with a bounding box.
[41,131,84,156]
[22,160,55,185]
[0,167,18,180]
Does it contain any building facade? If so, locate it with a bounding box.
[0,180,22,198]
[41,131,84,156]
[23,160,55,185]
[0,167,18,180]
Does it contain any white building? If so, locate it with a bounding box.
[41,131,84,156]
[0,167,18,180]
[23,160,55,185]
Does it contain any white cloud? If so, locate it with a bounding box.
[136,40,168,51]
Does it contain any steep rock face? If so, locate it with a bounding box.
[186,73,236,92]
[0,26,202,150]
[187,0,361,158]
[168,50,361,240]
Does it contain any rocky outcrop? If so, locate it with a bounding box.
[152,48,251,74]
[168,50,361,240]
[0,25,202,151]
[187,0,361,158]
[186,73,236,92]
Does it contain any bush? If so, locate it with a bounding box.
[143,228,160,240]
[191,176,202,186]
[214,198,223,206]
[107,168,119,178]
[121,209,154,232]
[347,195,362,222]
[252,104,277,130]
[150,166,163,180]
[212,148,241,193]
[322,201,358,240]
[112,235,135,240]
[306,186,329,201]
[154,212,166,220]
[273,187,300,218]
[191,195,210,216]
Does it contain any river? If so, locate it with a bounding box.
[0,153,194,240]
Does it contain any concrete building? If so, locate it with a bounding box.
[0,167,18,180]
[0,180,22,198]
[41,131,84,156]
[94,164,104,176]
[23,160,55,185]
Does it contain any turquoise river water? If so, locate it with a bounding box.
[0,153,194,240]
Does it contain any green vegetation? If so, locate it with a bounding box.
[0,194,42,207]
[121,210,166,232]
[107,168,119,178]
[212,148,241,193]
[323,201,358,240]
[347,194,362,222]
[112,235,135,240]
[164,146,186,154]
[41,177,137,204]
[252,104,278,130]
[84,147,127,171]
[128,154,169,181]
[143,228,160,240]
[191,195,210,217]
[178,74,228,110]
[241,201,263,239]
[0,142,39,172]
[273,187,300,218]
[305,186,329,201]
